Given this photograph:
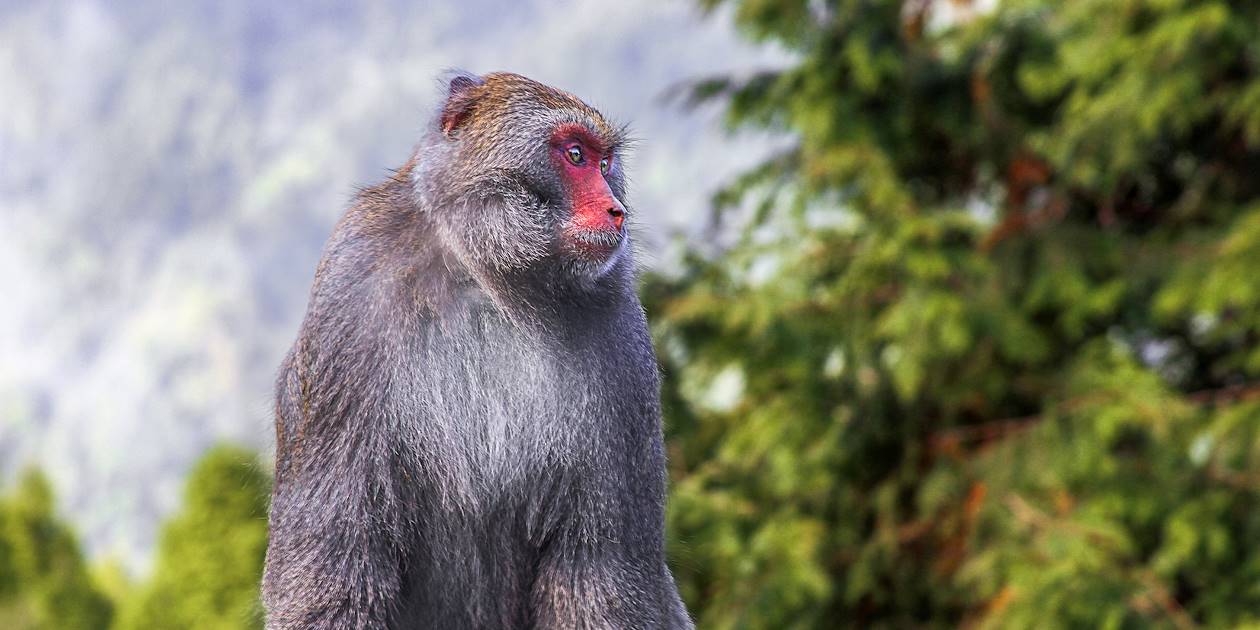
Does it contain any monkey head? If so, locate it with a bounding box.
[414,71,634,282]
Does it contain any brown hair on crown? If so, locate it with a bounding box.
[442,72,624,148]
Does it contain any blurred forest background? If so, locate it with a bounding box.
[6,0,1260,627]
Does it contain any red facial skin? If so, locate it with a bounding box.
[551,125,625,258]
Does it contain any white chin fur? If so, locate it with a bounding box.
[575,237,625,279]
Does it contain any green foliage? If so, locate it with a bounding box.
[0,470,113,630]
[0,447,269,630]
[658,0,1260,627]
[113,445,270,630]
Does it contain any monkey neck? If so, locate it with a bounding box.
[383,215,631,338]
[460,256,636,337]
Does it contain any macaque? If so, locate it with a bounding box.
[262,71,692,629]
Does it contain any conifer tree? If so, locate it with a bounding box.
[0,471,113,629]
[653,0,1260,626]
[113,446,269,630]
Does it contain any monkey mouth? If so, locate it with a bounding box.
[562,226,624,260]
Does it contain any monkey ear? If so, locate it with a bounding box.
[440,74,485,136]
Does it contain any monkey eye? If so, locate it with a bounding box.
[599,157,610,175]
[566,145,584,165]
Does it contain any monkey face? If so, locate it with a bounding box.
[549,123,628,269]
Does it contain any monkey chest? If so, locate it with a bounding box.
[409,318,653,489]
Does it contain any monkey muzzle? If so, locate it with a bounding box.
[564,190,626,261]
[562,224,624,261]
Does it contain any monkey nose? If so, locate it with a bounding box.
[608,205,625,230]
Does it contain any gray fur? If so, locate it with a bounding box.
[262,71,692,629]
